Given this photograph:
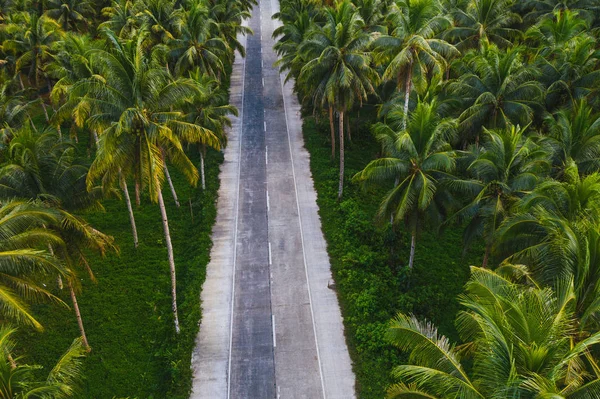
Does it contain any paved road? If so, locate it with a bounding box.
[190,0,355,397]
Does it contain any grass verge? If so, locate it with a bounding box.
[18,148,222,399]
[302,113,482,398]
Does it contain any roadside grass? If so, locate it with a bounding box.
[17,148,222,399]
[302,112,482,398]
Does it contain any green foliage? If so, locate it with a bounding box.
[302,113,477,398]
[17,147,222,398]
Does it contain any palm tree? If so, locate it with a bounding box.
[0,126,115,347]
[2,12,63,88]
[207,0,252,60]
[543,101,600,176]
[0,200,66,330]
[81,32,217,333]
[445,0,522,51]
[170,4,229,79]
[386,267,600,398]
[374,0,457,129]
[496,164,600,330]
[45,0,94,32]
[299,0,379,199]
[450,124,549,267]
[99,0,140,39]
[0,327,87,398]
[185,70,236,190]
[449,45,543,144]
[133,0,182,45]
[353,100,456,269]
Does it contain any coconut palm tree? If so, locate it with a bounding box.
[445,0,522,51]
[170,4,229,79]
[386,267,600,398]
[496,164,600,330]
[207,0,252,60]
[543,101,600,176]
[374,0,457,129]
[299,0,379,199]
[449,45,543,144]
[0,126,115,347]
[45,0,94,32]
[449,124,549,267]
[185,70,236,190]
[99,0,140,39]
[0,327,87,398]
[80,31,218,333]
[2,12,63,88]
[0,200,66,330]
[353,100,456,269]
[133,0,182,45]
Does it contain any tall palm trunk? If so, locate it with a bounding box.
[408,229,416,270]
[120,173,138,248]
[199,144,206,191]
[346,114,352,142]
[157,186,181,334]
[338,110,345,200]
[162,159,180,207]
[68,280,90,351]
[403,65,413,131]
[135,181,141,206]
[329,106,336,159]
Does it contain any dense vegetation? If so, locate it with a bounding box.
[0,0,248,396]
[274,0,600,397]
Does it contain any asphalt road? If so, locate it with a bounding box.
[191,0,355,397]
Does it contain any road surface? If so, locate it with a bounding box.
[190,0,355,397]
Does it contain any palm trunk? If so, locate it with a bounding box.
[346,114,352,142]
[329,106,336,159]
[68,280,90,351]
[163,162,180,207]
[408,230,416,270]
[338,110,345,200]
[135,181,141,206]
[403,68,413,131]
[200,144,206,191]
[157,187,181,334]
[482,244,491,268]
[120,174,139,248]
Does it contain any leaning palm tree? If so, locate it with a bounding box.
[449,124,549,267]
[0,200,66,330]
[299,0,379,199]
[80,31,217,333]
[386,267,600,398]
[0,126,115,346]
[374,0,457,129]
[353,100,456,269]
[0,327,87,398]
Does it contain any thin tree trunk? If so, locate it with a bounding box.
[482,244,491,268]
[39,97,50,122]
[157,187,181,334]
[68,280,90,351]
[135,181,141,206]
[18,74,25,91]
[163,161,180,207]
[200,147,206,191]
[346,114,352,142]
[338,110,345,200]
[120,174,139,248]
[403,69,413,131]
[408,230,416,270]
[329,106,336,159]
[46,79,62,139]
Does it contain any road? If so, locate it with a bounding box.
[190,0,355,397]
